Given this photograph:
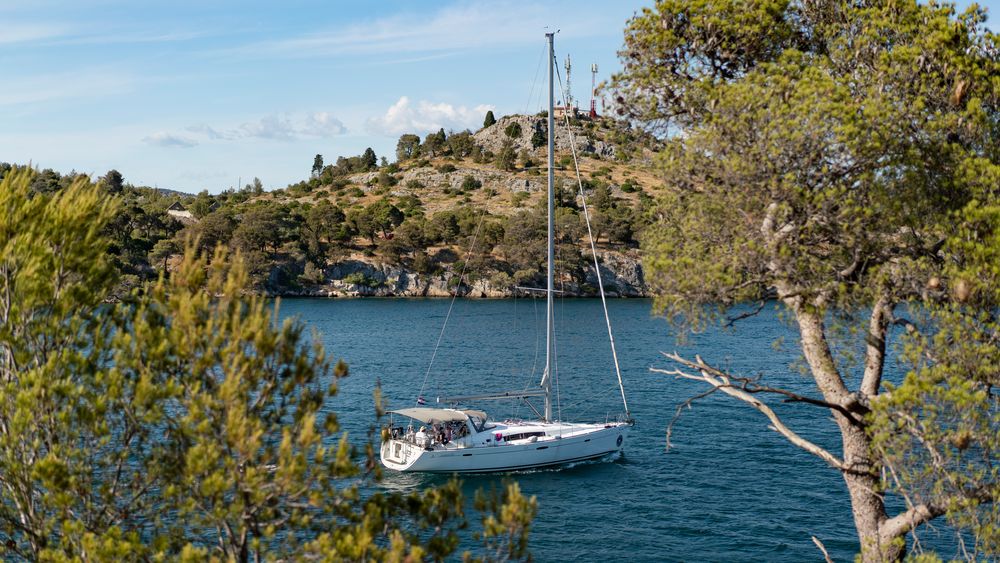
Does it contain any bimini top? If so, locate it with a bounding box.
[389,407,487,424]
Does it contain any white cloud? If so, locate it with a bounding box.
[53,30,208,47]
[185,112,346,142]
[186,123,233,140]
[0,68,134,107]
[238,114,298,140]
[299,112,347,137]
[366,96,493,136]
[227,1,607,60]
[142,132,198,148]
[0,20,204,47]
[0,23,70,45]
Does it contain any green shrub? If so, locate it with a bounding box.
[411,251,432,274]
[300,261,326,284]
[342,272,380,288]
[519,149,535,168]
[530,128,546,148]
[489,272,514,291]
[461,175,482,191]
[377,171,398,187]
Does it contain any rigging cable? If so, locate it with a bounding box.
[524,294,541,388]
[524,41,548,116]
[512,290,543,421]
[555,277,563,424]
[553,52,632,420]
[562,385,621,419]
[415,190,493,406]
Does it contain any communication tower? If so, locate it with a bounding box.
[590,63,599,118]
[564,54,573,110]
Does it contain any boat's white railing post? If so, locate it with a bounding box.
[542,31,556,423]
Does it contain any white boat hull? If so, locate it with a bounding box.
[381,421,630,473]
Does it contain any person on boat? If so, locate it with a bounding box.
[415,426,428,447]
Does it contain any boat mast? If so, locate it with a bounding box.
[542,32,555,423]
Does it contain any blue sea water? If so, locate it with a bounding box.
[277,297,954,562]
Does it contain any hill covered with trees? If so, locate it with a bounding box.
[3,112,662,298]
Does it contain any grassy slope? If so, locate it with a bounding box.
[257,118,662,226]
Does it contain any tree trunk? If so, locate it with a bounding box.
[794,306,906,562]
[840,423,905,562]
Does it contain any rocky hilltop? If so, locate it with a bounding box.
[473,114,619,158]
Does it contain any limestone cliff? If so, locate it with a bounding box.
[268,249,647,298]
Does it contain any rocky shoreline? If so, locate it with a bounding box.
[266,250,648,298]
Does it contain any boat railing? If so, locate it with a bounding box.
[386,425,469,449]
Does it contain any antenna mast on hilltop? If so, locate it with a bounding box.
[589,63,599,118]
[564,54,572,109]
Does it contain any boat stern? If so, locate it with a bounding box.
[380,438,426,471]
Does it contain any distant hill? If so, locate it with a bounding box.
[269,113,662,219]
[7,113,665,299]
[215,113,665,297]
[155,187,195,199]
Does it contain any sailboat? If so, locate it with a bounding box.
[380,33,632,473]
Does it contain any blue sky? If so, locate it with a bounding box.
[2,0,997,193]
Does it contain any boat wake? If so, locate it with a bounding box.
[504,450,625,475]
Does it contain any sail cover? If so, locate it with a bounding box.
[389,407,486,424]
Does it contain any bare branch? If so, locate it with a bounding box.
[663,385,721,451]
[879,502,947,542]
[811,536,834,563]
[773,221,796,242]
[891,316,917,333]
[760,202,779,238]
[674,354,863,422]
[880,486,996,542]
[837,247,864,280]
[654,353,850,471]
[861,295,892,397]
[724,301,766,328]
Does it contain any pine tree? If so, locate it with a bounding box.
[361,147,377,171]
[0,166,538,561]
[495,140,517,172]
[615,2,1000,559]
